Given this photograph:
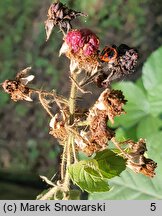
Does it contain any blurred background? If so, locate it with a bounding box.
[0,0,162,199]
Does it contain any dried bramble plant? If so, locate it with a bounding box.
[1,1,157,200]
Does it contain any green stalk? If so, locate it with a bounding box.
[63,72,78,187]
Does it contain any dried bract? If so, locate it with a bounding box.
[2,67,34,102]
[49,113,68,143]
[45,1,86,40]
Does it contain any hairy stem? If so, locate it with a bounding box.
[62,72,78,188]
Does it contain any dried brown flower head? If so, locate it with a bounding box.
[75,88,127,156]
[89,110,115,145]
[127,156,157,178]
[126,139,157,177]
[95,44,138,87]
[75,130,108,156]
[90,88,127,124]
[2,67,34,102]
[45,1,86,40]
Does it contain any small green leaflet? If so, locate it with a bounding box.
[68,149,126,193]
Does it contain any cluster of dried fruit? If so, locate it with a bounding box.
[45,2,138,87]
[60,28,138,88]
[75,89,126,155]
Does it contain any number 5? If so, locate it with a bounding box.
[150,203,156,211]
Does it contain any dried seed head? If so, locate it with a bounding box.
[96,44,138,87]
[91,88,127,124]
[2,67,34,102]
[126,139,157,177]
[60,29,100,74]
[127,138,147,157]
[139,158,157,177]
[80,88,127,155]
[45,1,86,40]
[127,157,157,178]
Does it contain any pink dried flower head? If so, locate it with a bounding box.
[60,29,100,74]
[65,29,99,56]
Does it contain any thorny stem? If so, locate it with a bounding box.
[39,72,79,200]
[62,72,78,189]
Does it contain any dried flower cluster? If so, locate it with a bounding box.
[75,89,127,155]
[96,44,138,87]
[1,0,157,200]
[45,1,86,40]
[2,67,34,102]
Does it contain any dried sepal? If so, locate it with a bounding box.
[126,139,157,177]
[45,19,55,41]
[2,67,34,102]
[49,113,68,143]
[45,1,86,40]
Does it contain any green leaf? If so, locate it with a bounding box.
[142,47,162,116]
[115,127,127,142]
[68,160,110,193]
[89,169,162,200]
[147,85,162,117]
[94,149,126,179]
[89,130,162,200]
[146,132,162,168]
[142,46,162,91]
[137,115,162,139]
[112,82,149,127]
